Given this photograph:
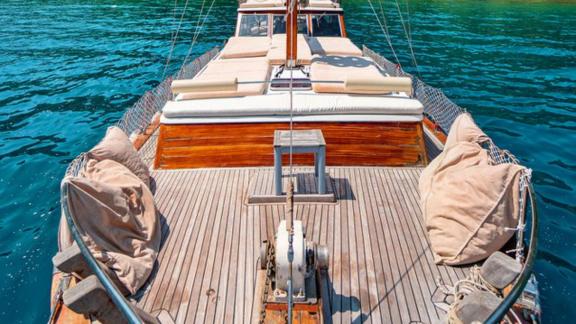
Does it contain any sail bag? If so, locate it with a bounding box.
[420,114,525,265]
[61,159,160,294]
[88,126,151,187]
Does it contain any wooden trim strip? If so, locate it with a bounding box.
[155,122,427,169]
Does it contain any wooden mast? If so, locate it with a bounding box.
[285,0,298,68]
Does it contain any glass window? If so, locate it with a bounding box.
[272,15,308,35]
[311,14,341,37]
[238,14,269,36]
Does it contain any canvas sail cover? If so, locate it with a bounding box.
[60,159,160,294]
[420,114,525,265]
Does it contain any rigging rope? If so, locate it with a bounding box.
[393,0,421,77]
[367,0,402,67]
[170,0,179,43]
[180,0,217,70]
[162,0,191,78]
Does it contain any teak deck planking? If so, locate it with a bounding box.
[135,165,470,324]
[154,122,428,169]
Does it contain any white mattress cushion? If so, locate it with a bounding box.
[308,37,363,56]
[164,93,423,118]
[267,34,313,65]
[220,37,271,59]
[177,57,271,100]
[310,55,410,95]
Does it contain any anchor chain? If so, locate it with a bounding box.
[259,240,276,324]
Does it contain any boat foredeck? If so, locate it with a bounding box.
[135,134,469,324]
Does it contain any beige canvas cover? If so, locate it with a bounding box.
[62,159,160,294]
[419,113,525,265]
[88,126,150,187]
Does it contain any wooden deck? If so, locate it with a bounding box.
[134,161,470,323]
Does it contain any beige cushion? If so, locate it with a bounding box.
[419,114,525,265]
[179,57,271,100]
[172,78,238,93]
[220,37,270,59]
[310,55,403,94]
[240,0,285,8]
[88,126,150,187]
[267,34,313,65]
[345,76,413,96]
[63,159,160,294]
[308,0,339,8]
[308,37,363,56]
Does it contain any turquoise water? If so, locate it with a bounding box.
[0,0,574,322]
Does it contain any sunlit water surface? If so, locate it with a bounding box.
[0,0,574,322]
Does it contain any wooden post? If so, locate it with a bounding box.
[285,0,298,67]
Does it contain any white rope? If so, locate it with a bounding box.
[367,0,402,67]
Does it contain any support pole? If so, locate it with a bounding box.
[285,0,298,68]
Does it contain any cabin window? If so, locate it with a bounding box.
[272,15,308,35]
[238,14,269,36]
[311,14,341,37]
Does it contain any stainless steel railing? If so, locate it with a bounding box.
[60,179,144,324]
[485,183,538,323]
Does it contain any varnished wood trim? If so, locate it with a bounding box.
[423,117,447,144]
[131,112,161,151]
[155,122,427,169]
[50,272,89,324]
[416,122,429,165]
[339,14,347,37]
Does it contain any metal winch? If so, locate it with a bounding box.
[258,218,329,323]
[270,220,328,302]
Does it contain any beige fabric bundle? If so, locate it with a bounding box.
[419,113,524,265]
[62,159,160,294]
[88,126,150,187]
